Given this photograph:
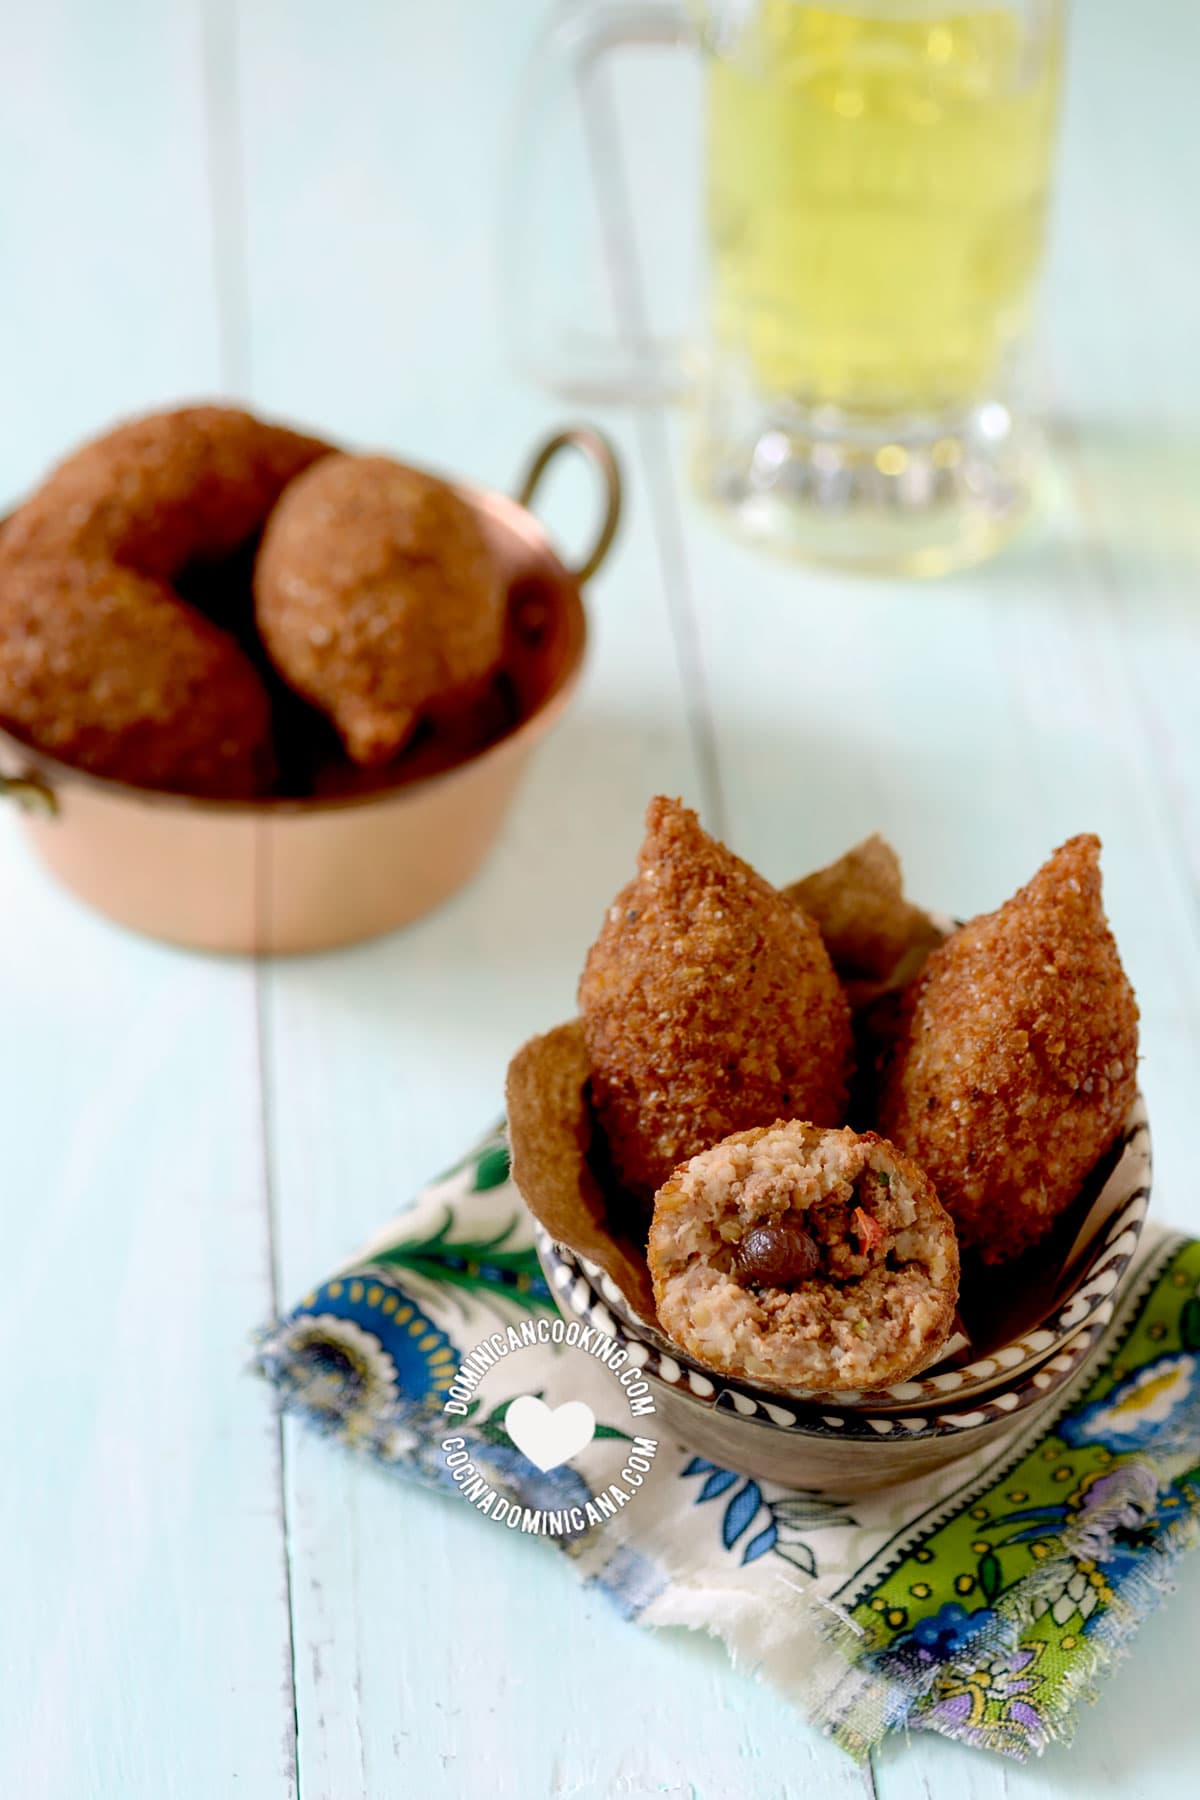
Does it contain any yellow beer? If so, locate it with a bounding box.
[707,3,1063,414]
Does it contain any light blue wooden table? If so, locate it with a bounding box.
[1,3,1198,1795]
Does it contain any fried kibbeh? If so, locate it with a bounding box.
[648,1119,959,1392]
[875,835,1139,1264]
[255,454,505,766]
[1,405,330,576]
[0,405,331,795]
[578,797,853,1197]
[0,559,274,797]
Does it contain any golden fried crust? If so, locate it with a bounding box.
[0,560,273,796]
[2,406,330,575]
[254,454,505,766]
[874,835,1139,1264]
[579,797,854,1196]
[0,406,332,795]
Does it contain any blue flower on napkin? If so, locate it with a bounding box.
[263,1276,460,1434]
[1060,1352,1200,1455]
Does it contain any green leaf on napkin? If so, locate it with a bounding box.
[367,1208,553,1316]
[1180,1295,1200,1351]
[978,1548,1003,1602]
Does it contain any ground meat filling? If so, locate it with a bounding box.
[648,1121,959,1392]
[733,1169,903,1289]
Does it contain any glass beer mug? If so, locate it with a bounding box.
[507,1,1067,575]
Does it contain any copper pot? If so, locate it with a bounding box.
[0,427,620,955]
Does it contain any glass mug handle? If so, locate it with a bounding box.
[501,0,694,405]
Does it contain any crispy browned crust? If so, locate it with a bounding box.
[578,797,854,1196]
[874,835,1139,1264]
[254,454,504,766]
[0,405,331,795]
[2,405,330,575]
[505,1021,659,1328]
[0,559,274,797]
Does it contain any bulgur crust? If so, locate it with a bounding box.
[0,560,274,797]
[1,405,330,576]
[579,797,853,1197]
[0,405,331,795]
[648,1120,959,1392]
[874,835,1139,1264]
[254,454,505,766]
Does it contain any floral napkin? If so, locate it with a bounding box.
[256,1125,1200,1761]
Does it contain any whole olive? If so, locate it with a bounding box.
[735,1221,821,1287]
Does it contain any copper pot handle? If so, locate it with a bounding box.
[0,770,58,817]
[515,426,622,584]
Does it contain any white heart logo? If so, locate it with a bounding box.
[503,1395,596,1472]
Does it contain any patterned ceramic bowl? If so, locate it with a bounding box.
[533,1098,1151,1496]
[548,1097,1149,1413]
